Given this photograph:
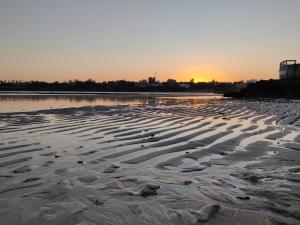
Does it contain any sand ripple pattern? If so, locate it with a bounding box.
[0,98,300,225]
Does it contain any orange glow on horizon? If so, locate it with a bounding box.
[175,66,227,83]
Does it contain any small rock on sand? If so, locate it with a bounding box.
[116,183,160,197]
[78,175,98,183]
[139,183,160,197]
[103,163,120,173]
[182,165,207,172]
[161,177,192,185]
[236,195,250,200]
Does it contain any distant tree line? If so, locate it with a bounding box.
[224,77,300,99]
[0,79,245,93]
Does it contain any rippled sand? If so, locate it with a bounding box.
[0,97,300,225]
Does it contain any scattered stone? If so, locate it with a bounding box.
[139,184,160,197]
[77,160,84,164]
[220,151,228,156]
[162,177,193,185]
[54,154,60,158]
[103,163,120,173]
[182,165,207,172]
[78,175,98,183]
[236,195,250,200]
[13,165,32,173]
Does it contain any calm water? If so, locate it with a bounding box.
[0,92,222,113]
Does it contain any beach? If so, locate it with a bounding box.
[0,93,300,225]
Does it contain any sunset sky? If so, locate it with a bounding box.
[0,0,299,82]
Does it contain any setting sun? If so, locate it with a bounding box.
[176,66,225,83]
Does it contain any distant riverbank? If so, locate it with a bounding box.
[224,77,300,99]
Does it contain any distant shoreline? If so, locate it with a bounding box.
[224,77,300,100]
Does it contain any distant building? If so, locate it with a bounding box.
[246,79,257,84]
[137,79,148,88]
[279,60,300,79]
[233,81,247,90]
[166,79,176,85]
[148,77,156,84]
[179,83,190,89]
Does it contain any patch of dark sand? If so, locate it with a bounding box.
[89,158,105,164]
[126,202,143,215]
[13,165,32,173]
[40,151,56,156]
[55,168,68,175]
[288,167,300,174]
[208,207,294,225]
[0,180,44,193]
[38,200,86,224]
[231,171,267,183]
[99,180,125,190]
[85,195,104,206]
[79,150,97,156]
[42,160,54,167]
[22,177,41,183]
[0,157,32,167]
[285,142,300,151]
[27,182,70,199]
[0,174,14,178]
[197,185,235,203]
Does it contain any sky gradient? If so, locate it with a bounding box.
[0,0,300,82]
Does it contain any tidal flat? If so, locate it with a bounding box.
[0,93,300,225]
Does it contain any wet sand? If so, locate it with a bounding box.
[0,96,300,225]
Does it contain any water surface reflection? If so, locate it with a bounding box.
[0,92,223,113]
